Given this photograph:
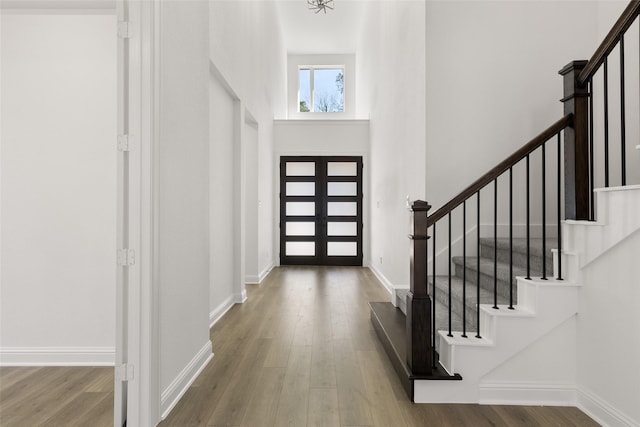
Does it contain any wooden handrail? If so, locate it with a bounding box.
[578,0,640,85]
[426,114,573,227]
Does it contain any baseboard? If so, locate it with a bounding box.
[577,386,638,427]
[479,381,576,406]
[0,347,115,366]
[245,274,260,285]
[258,262,275,283]
[368,266,408,308]
[209,295,235,329]
[160,340,213,420]
[368,265,394,297]
[235,289,248,303]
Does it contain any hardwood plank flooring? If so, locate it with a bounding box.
[0,266,600,426]
[0,367,113,427]
[161,266,599,427]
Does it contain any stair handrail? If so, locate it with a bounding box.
[578,0,640,85]
[426,114,573,227]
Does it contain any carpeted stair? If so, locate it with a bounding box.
[396,237,555,336]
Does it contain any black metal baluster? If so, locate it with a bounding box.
[525,154,531,280]
[462,201,467,338]
[620,33,626,186]
[589,79,595,221]
[509,167,514,310]
[448,212,453,337]
[557,134,563,280]
[432,223,437,368]
[476,191,482,339]
[493,179,498,309]
[604,58,610,187]
[542,142,548,280]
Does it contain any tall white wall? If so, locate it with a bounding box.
[208,0,287,310]
[157,0,211,414]
[209,73,238,323]
[0,13,117,365]
[576,228,640,425]
[356,0,426,289]
[245,120,259,283]
[591,1,640,189]
[425,1,599,213]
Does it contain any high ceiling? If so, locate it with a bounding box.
[276,0,366,54]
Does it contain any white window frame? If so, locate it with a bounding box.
[287,54,356,119]
[298,65,345,113]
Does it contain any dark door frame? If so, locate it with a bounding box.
[279,156,363,266]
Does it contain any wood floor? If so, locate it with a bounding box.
[0,266,599,426]
[160,266,597,427]
[0,366,113,426]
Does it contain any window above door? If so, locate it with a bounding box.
[287,54,356,119]
[298,67,344,113]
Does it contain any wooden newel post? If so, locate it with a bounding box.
[559,60,590,221]
[406,200,432,374]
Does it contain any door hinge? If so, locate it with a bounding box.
[117,249,136,266]
[115,363,134,382]
[117,21,131,39]
[117,134,132,152]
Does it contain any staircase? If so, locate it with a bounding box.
[396,237,555,334]
[369,1,640,418]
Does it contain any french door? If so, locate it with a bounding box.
[280,156,363,266]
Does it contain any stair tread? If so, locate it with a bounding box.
[452,255,545,284]
[430,275,513,305]
[479,237,556,258]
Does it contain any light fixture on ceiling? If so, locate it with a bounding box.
[308,0,334,14]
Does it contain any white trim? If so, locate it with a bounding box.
[577,387,638,427]
[478,381,576,406]
[258,262,275,283]
[274,119,369,126]
[235,290,248,304]
[593,183,640,193]
[0,347,115,366]
[0,0,115,13]
[160,341,213,420]
[245,275,260,285]
[209,295,235,329]
[368,265,397,299]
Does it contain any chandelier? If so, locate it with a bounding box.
[308,0,334,14]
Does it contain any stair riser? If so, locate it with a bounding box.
[454,264,516,300]
[431,285,515,325]
[436,292,478,332]
[479,243,552,275]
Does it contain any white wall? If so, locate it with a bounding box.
[209,72,238,324]
[157,0,212,414]
[0,13,117,365]
[575,229,640,425]
[425,1,600,215]
[356,0,426,290]
[274,119,370,265]
[591,1,640,190]
[209,0,287,294]
[245,119,259,284]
